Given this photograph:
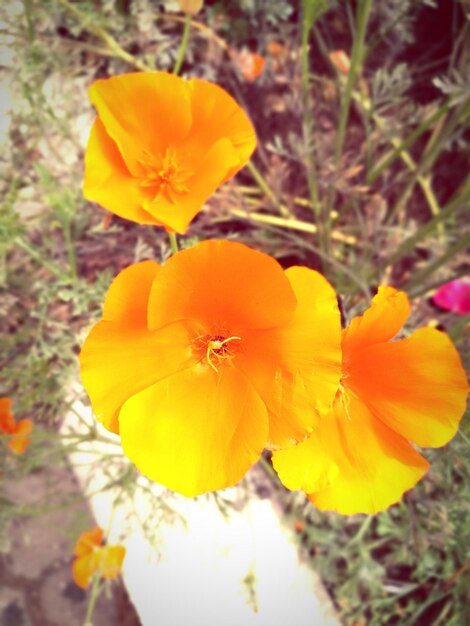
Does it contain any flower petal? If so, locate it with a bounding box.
[342,286,410,361]
[8,419,33,455]
[347,327,469,447]
[236,266,342,447]
[147,240,297,332]
[0,397,15,433]
[273,391,429,514]
[84,118,162,226]
[89,72,192,174]
[142,137,241,234]
[102,260,160,327]
[72,554,98,589]
[119,364,268,496]
[98,545,126,580]
[74,528,104,557]
[80,321,198,434]
[186,78,256,178]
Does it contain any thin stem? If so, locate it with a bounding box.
[245,161,283,214]
[55,0,150,71]
[83,575,101,626]
[168,232,178,255]
[326,0,372,220]
[173,12,191,75]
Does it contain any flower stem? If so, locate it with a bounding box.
[245,160,283,213]
[83,575,101,626]
[173,13,191,75]
[168,232,179,255]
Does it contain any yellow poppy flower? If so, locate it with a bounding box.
[84,72,256,234]
[80,240,342,496]
[72,527,126,589]
[273,287,469,514]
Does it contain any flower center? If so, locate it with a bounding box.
[138,147,194,204]
[194,334,241,372]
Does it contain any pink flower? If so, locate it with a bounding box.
[433,278,470,315]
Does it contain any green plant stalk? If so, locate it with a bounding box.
[384,177,470,268]
[245,161,286,215]
[15,238,64,279]
[168,232,178,254]
[326,0,372,221]
[173,12,191,75]
[300,0,320,227]
[366,100,451,185]
[63,221,78,281]
[83,575,101,626]
[405,235,470,294]
[55,0,151,71]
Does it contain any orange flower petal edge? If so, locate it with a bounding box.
[80,240,342,496]
[84,72,256,234]
[0,397,33,455]
[273,286,468,514]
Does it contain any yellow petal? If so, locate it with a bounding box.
[84,118,162,225]
[273,390,429,515]
[72,553,99,589]
[147,240,297,332]
[89,72,192,174]
[102,260,160,327]
[236,266,342,447]
[347,327,469,447]
[74,527,104,557]
[119,364,268,496]
[98,545,126,580]
[342,286,410,361]
[80,321,197,433]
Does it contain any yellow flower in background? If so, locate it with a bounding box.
[80,240,342,497]
[273,287,469,515]
[84,72,256,233]
[72,527,126,589]
[178,0,204,15]
[0,397,33,455]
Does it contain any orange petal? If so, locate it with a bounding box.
[102,261,160,328]
[0,397,15,433]
[89,72,192,174]
[142,137,241,234]
[347,327,469,448]
[147,240,297,332]
[7,418,33,455]
[74,527,104,557]
[236,266,342,447]
[84,118,162,226]
[273,390,429,515]
[98,545,126,580]
[72,553,99,589]
[186,78,256,177]
[119,364,268,496]
[80,320,198,434]
[342,287,410,362]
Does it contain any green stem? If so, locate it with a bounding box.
[64,222,78,281]
[245,161,283,214]
[173,13,191,75]
[168,232,178,254]
[83,575,101,626]
[15,238,64,279]
[326,0,372,219]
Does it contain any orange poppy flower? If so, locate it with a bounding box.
[83,72,256,234]
[80,240,342,497]
[72,527,126,589]
[0,397,33,455]
[237,49,266,81]
[273,287,469,514]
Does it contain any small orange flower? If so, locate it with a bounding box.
[273,287,469,514]
[80,240,342,497]
[0,397,33,455]
[84,72,256,234]
[72,527,126,589]
[237,49,266,81]
[177,0,203,15]
[329,49,351,74]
